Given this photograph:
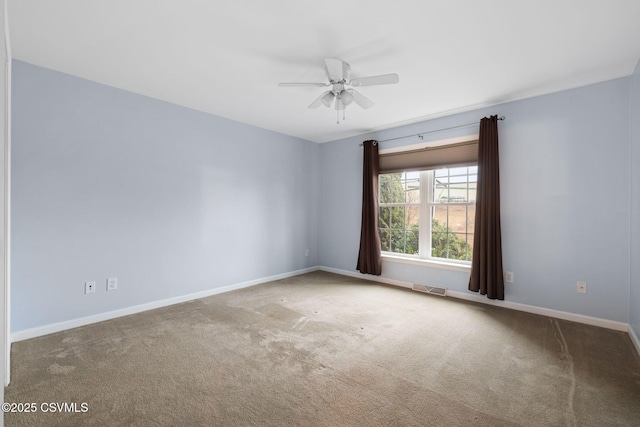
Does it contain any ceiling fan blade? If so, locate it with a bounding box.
[350,73,399,87]
[279,82,328,87]
[342,61,351,82]
[349,89,375,109]
[325,58,350,82]
[308,91,333,109]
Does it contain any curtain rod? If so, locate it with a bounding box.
[360,116,506,146]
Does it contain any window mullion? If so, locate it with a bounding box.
[419,171,431,259]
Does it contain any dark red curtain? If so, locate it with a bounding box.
[357,140,382,275]
[469,115,504,299]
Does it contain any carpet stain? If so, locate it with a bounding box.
[47,363,76,375]
[256,303,305,324]
[291,316,310,330]
[552,319,577,427]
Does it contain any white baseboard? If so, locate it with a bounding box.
[11,266,319,342]
[630,324,640,355]
[318,266,629,332]
[445,290,628,332]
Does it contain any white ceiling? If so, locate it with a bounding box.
[8,1,640,143]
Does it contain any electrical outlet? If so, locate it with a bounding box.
[305,249,310,257]
[577,281,587,294]
[505,271,514,283]
[107,277,118,291]
[85,281,96,294]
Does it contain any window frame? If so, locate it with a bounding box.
[379,168,476,266]
[377,135,478,270]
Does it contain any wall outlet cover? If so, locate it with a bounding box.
[107,277,118,291]
[577,281,587,294]
[85,281,96,294]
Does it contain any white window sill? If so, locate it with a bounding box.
[381,254,471,272]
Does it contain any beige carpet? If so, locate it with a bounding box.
[5,271,640,426]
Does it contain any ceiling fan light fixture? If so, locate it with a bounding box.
[340,90,354,106]
[321,91,334,107]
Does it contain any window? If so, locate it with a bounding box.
[379,166,477,263]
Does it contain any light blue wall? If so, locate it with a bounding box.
[320,78,631,323]
[11,58,637,333]
[11,60,319,332]
[630,59,640,336]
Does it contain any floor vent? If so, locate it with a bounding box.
[412,283,447,297]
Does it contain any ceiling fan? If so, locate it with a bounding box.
[279,58,399,123]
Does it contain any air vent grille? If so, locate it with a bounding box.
[412,283,447,297]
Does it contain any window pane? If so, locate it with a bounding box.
[431,204,474,261]
[380,228,390,252]
[379,206,391,229]
[406,171,420,180]
[448,167,468,176]
[431,232,448,258]
[405,177,420,204]
[405,230,419,255]
[379,171,421,256]
[379,177,392,204]
[467,204,475,249]
[380,173,404,203]
[447,205,468,233]
[433,167,477,204]
[448,185,467,202]
[449,233,471,261]
[406,205,420,228]
[390,230,405,253]
[434,168,448,178]
[468,180,477,203]
[433,205,448,230]
[434,180,448,202]
[390,206,405,229]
